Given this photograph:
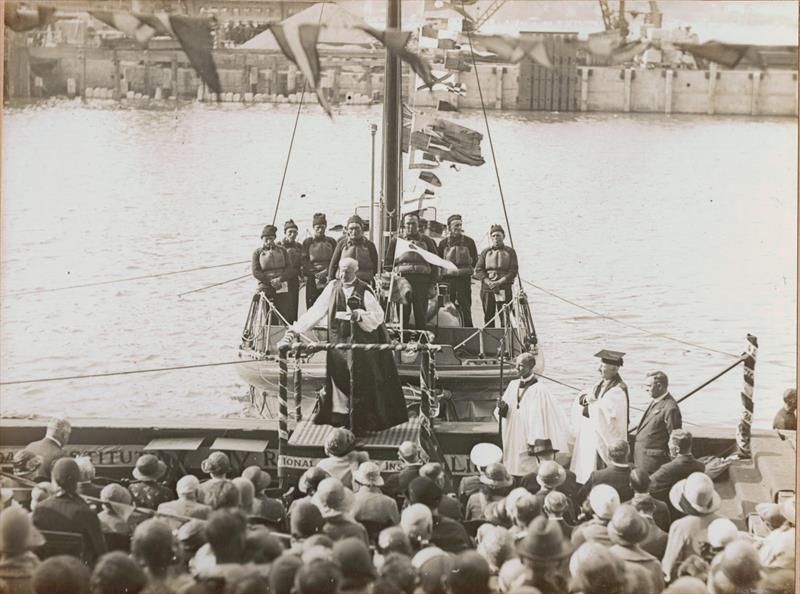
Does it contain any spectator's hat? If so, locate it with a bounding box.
[176,518,206,551]
[353,461,384,487]
[504,487,530,518]
[100,483,133,520]
[241,466,272,492]
[517,516,571,561]
[414,548,453,594]
[712,540,763,589]
[669,472,721,515]
[544,491,570,516]
[377,526,412,556]
[535,461,566,490]
[528,438,559,456]
[480,462,513,489]
[298,466,330,494]
[588,484,620,521]
[312,477,354,518]
[261,224,278,238]
[290,500,324,539]
[333,537,377,580]
[0,505,45,554]
[324,428,358,457]
[74,456,95,482]
[200,451,231,476]
[398,441,420,462]
[607,504,648,546]
[133,454,167,481]
[407,477,442,508]
[470,443,502,469]
[707,518,739,549]
[269,554,303,594]
[51,457,81,492]
[175,475,200,497]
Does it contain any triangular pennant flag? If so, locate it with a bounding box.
[419,172,442,187]
[4,2,56,33]
[270,21,331,116]
[473,34,552,68]
[168,15,221,95]
[608,40,650,66]
[358,26,435,89]
[674,41,752,69]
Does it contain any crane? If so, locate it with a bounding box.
[462,0,507,32]
[598,0,629,38]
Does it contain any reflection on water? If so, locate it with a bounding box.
[1,100,795,428]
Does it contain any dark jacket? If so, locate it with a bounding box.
[632,493,671,532]
[648,454,705,502]
[20,437,66,482]
[32,492,107,563]
[633,394,682,475]
[576,464,634,507]
[251,245,292,291]
[322,516,370,545]
[431,515,471,553]
[521,468,581,502]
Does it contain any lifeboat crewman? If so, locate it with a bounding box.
[474,224,518,327]
[252,224,292,323]
[328,215,379,286]
[437,214,478,327]
[385,212,440,331]
[302,213,338,308]
[279,219,303,323]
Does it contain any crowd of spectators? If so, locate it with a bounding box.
[0,419,795,594]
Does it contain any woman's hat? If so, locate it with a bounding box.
[535,461,566,490]
[607,504,649,546]
[0,505,45,554]
[132,454,167,482]
[324,428,358,457]
[589,484,620,521]
[353,461,384,487]
[517,516,572,561]
[200,451,231,476]
[480,463,513,489]
[241,466,272,492]
[312,478,354,519]
[298,467,330,494]
[669,472,721,516]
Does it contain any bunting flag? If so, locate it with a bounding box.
[90,11,221,94]
[473,34,552,68]
[4,2,56,33]
[422,0,475,21]
[358,26,435,89]
[419,172,442,187]
[269,21,331,116]
[437,100,459,112]
[607,40,650,65]
[674,41,756,69]
[395,238,458,272]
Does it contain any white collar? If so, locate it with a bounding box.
[45,436,63,448]
[519,373,536,384]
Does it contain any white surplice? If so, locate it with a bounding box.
[570,379,629,484]
[493,376,571,476]
[290,280,383,413]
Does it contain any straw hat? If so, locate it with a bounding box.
[353,461,384,487]
[669,472,721,516]
[470,443,502,468]
[480,463,513,489]
[535,461,566,490]
[517,516,572,561]
[0,506,45,554]
[133,454,167,482]
[607,504,649,546]
[312,478,354,519]
[200,452,231,476]
[588,484,620,521]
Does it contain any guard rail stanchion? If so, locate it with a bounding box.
[293,352,303,422]
[736,334,758,459]
[277,345,289,488]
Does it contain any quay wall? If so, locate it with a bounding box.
[11,46,798,116]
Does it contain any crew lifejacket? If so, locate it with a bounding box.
[442,239,473,277]
[281,241,303,274]
[484,247,512,283]
[258,247,287,280]
[342,240,374,281]
[307,238,335,274]
[395,235,432,276]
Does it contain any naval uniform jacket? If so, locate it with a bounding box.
[633,393,682,475]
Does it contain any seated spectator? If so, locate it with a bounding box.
[772,388,796,430]
[288,500,324,555]
[629,468,670,531]
[378,553,416,594]
[204,480,240,511]
[475,525,514,575]
[17,417,71,482]
[268,554,303,594]
[313,478,369,545]
[97,483,133,537]
[32,458,107,564]
[517,516,571,594]
[649,430,705,509]
[90,552,146,594]
[419,463,461,521]
[459,443,502,503]
[374,528,412,573]
[32,555,90,594]
[289,467,330,516]
[662,472,722,582]
[232,477,257,514]
[294,559,342,594]
[413,547,453,594]
[157,475,211,528]
[520,438,579,502]
[571,484,620,548]
[568,543,627,594]
[385,441,425,497]
[631,493,668,559]
[0,506,45,594]
[317,429,368,490]
[701,518,742,563]
[128,455,174,517]
[199,452,234,504]
[465,463,513,521]
[755,498,795,572]
[508,489,541,541]
[195,509,250,584]
[245,528,285,567]
[131,518,193,592]
[447,551,491,594]
[407,477,470,553]
[606,504,664,592]
[241,466,284,524]
[300,534,335,564]
[707,540,763,594]
[532,461,575,522]
[575,440,633,507]
[332,538,377,594]
[176,519,206,571]
[352,462,400,531]
[74,457,101,499]
[400,503,434,554]
[483,499,511,528]
[543,491,572,539]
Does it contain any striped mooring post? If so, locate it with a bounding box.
[277,345,290,488]
[736,334,758,458]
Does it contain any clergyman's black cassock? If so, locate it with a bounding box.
[312,279,408,433]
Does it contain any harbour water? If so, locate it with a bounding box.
[1,100,795,429]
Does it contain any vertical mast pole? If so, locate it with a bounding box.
[381,0,402,251]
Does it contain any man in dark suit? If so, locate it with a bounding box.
[648,429,705,506]
[633,371,682,475]
[384,441,424,498]
[32,457,107,564]
[520,439,580,502]
[575,439,634,507]
[15,417,71,482]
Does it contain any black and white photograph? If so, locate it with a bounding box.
[0,1,797,592]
